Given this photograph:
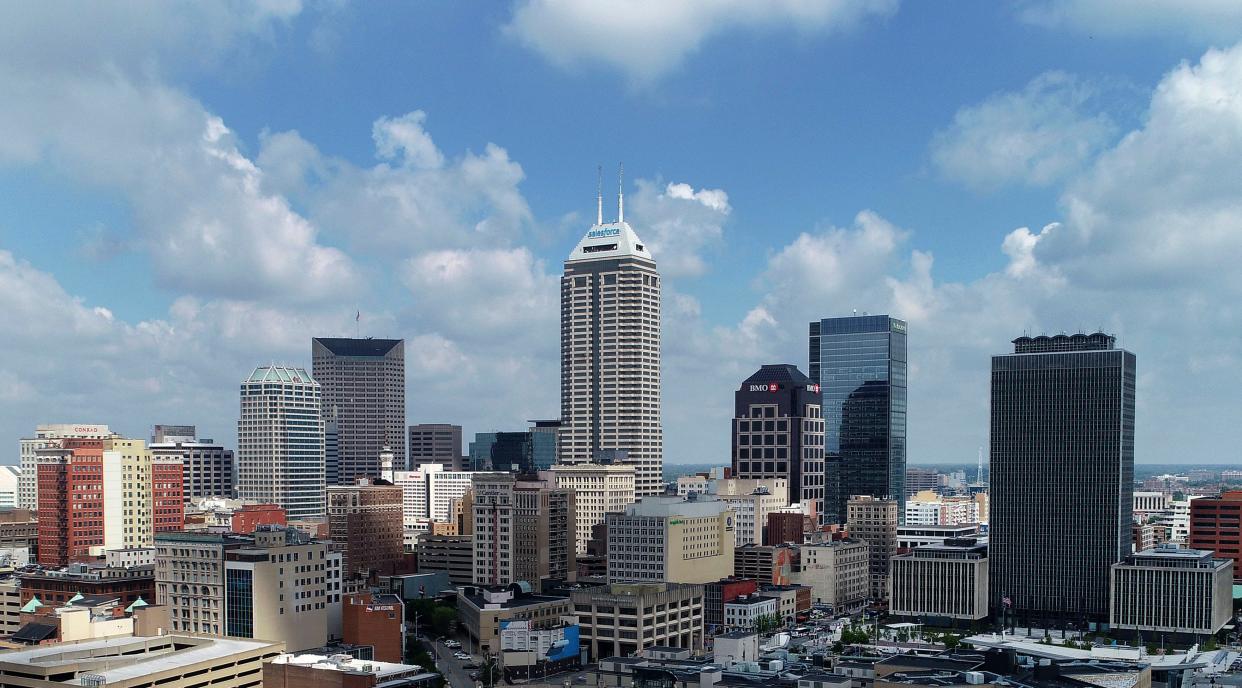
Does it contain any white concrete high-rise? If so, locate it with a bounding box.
[237,365,326,519]
[560,181,663,496]
[551,462,636,555]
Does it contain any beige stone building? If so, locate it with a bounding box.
[795,540,869,609]
[571,582,705,660]
[606,495,735,584]
[472,474,575,591]
[847,495,898,601]
[552,462,636,554]
[457,585,575,654]
[154,527,333,652]
[889,538,989,620]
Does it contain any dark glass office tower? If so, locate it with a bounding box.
[989,332,1135,625]
[730,364,825,513]
[809,315,907,524]
[312,337,406,482]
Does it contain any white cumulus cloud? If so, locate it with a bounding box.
[504,0,898,83]
[931,71,1117,190]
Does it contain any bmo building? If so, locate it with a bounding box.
[731,365,825,520]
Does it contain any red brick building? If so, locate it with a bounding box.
[1190,491,1242,581]
[36,439,105,566]
[342,592,405,663]
[327,479,405,578]
[19,565,155,607]
[232,503,287,534]
[764,512,807,546]
[36,438,183,567]
[705,577,759,629]
[152,455,185,534]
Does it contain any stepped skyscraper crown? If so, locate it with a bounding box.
[560,169,663,496]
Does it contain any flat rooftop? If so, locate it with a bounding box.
[0,635,279,682]
[269,653,423,678]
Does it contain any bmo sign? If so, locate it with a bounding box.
[749,383,780,392]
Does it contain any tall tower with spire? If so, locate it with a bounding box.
[560,167,663,496]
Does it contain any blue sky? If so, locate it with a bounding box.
[2,1,1242,466]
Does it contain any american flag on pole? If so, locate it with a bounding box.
[356,310,361,322]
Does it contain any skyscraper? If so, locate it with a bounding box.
[809,315,907,524]
[150,425,235,500]
[989,332,1135,623]
[408,423,464,471]
[237,365,326,519]
[311,337,406,481]
[731,364,825,517]
[561,183,663,496]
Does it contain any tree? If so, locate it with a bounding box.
[479,652,501,688]
[943,633,961,649]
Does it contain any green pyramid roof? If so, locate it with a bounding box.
[20,596,44,613]
[125,597,149,613]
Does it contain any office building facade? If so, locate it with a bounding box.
[809,315,908,524]
[150,425,235,500]
[1189,491,1242,582]
[469,429,557,473]
[327,478,405,578]
[571,582,704,660]
[1110,545,1232,636]
[606,495,735,584]
[472,474,575,590]
[36,438,184,566]
[890,538,989,621]
[990,332,1135,623]
[796,540,869,609]
[18,423,119,511]
[155,527,335,651]
[552,462,636,555]
[731,364,825,519]
[312,337,406,479]
[847,495,898,602]
[560,205,663,496]
[237,365,326,519]
[408,423,464,471]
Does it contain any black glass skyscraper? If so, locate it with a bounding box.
[809,315,907,524]
[989,333,1135,624]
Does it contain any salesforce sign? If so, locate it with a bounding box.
[587,227,621,239]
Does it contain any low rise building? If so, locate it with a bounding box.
[723,594,777,630]
[265,653,439,688]
[896,524,981,551]
[1110,544,1232,636]
[457,584,574,655]
[499,619,583,679]
[154,526,332,651]
[704,578,758,630]
[890,538,989,621]
[796,539,869,610]
[0,576,21,636]
[342,592,405,663]
[734,544,798,585]
[760,584,812,622]
[571,582,705,660]
[0,634,283,688]
[19,561,155,608]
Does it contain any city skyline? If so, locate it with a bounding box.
[3,4,1242,467]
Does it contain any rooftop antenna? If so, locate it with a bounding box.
[617,162,624,223]
[977,446,984,484]
[596,165,603,226]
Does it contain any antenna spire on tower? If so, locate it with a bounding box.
[618,162,624,223]
[596,165,603,226]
